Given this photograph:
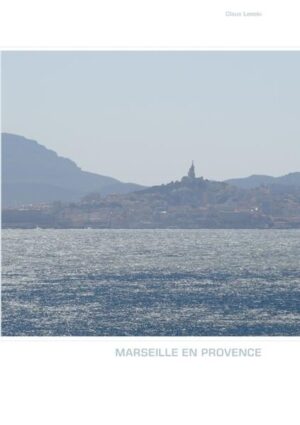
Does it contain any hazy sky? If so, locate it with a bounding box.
[1,51,300,185]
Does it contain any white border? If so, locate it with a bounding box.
[1,1,300,423]
[0,0,300,49]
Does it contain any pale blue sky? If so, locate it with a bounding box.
[1,51,300,185]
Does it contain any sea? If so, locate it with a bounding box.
[1,229,300,336]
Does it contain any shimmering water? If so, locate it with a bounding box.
[1,229,300,336]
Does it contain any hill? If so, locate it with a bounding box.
[4,173,300,229]
[226,173,300,189]
[2,133,143,207]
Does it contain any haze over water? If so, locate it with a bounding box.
[2,229,300,336]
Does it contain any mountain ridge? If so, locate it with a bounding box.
[225,172,300,189]
[2,133,144,206]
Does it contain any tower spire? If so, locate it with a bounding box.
[188,161,196,179]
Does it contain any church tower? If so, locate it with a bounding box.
[188,161,196,179]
